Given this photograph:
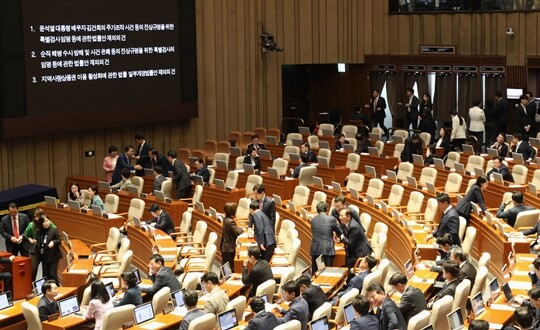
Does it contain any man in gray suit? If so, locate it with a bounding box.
[451,247,477,284]
[309,202,343,273]
[152,166,167,191]
[274,281,310,330]
[245,296,279,330]
[142,254,181,297]
[249,201,276,262]
[496,191,534,228]
[179,290,206,330]
[388,272,428,322]
[167,150,191,199]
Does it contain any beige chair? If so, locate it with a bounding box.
[532,169,540,187]
[188,313,216,330]
[160,180,174,199]
[225,171,239,188]
[371,127,383,139]
[364,178,384,199]
[478,252,491,270]
[445,151,461,169]
[118,198,145,220]
[396,162,414,182]
[245,175,263,196]
[419,132,431,147]
[22,301,42,330]
[345,137,358,150]
[312,302,332,321]
[400,191,425,216]
[382,184,404,207]
[444,173,463,194]
[256,279,276,303]
[131,176,144,194]
[176,211,192,236]
[277,220,295,245]
[310,191,328,212]
[101,304,135,330]
[459,216,467,242]
[377,258,390,285]
[97,250,133,288]
[461,227,477,256]
[346,173,364,192]
[334,288,359,326]
[207,167,216,184]
[152,287,171,314]
[275,320,301,330]
[318,148,332,163]
[291,186,310,209]
[274,267,296,299]
[342,125,358,138]
[470,266,488,298]
[307,135,320,149]
[452,279,471,320]
[371,222,388,243]
[184,184,203,208]
[181,274,198,291]
[212,152,230,167]
[393,143,405,158]
[512,165,529,185]
[375,140,385,155]
[283,146,301,161]
[360,270,383,296]
[176,220,208,255]
[514,209,540,230]
[394,129,409,139]
[81,285,92,307]
[429,295,453,330]
[81,189,91,207]
[275,229,298,255]
[226,296,247,322]
[179,232,218,268]
[419,167,437,186]
[345,153,360,173]
[360,213,371,232]
[285,133,303,146]
[272,158,289,176]
[179,245,217,287]
[90,227,120,254]
[235,156,244,170]
[93,237,130,268]
[318,123,335,137]
[298,166,317,187]
[272,239,300,267]
[104,194,119,214]
[235,197,251,220]
[407,310,431,330]
[465,155,485,174]
[372,232,387,260]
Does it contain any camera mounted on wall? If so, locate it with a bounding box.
[261,33,283,53]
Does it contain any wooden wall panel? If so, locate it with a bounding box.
[3,0,540,202]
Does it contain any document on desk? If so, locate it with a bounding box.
[508,280,532,290]
[271,267,291,276]
[0,314,8,320]
[490,304,516,311]
[409,275,432,284]
[225,279,245,286]
[320,269,345,277]
[68,269,88,274]
[158,247,178,252]
[140,322,167,329]
[265,303,280,312]
[489,323,503,330]
[512,270,529,276]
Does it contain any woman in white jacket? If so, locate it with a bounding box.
[450,109,467,151]
[469,100,486,146]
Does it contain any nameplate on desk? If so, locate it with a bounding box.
[81,209,88,214]
[140,193,147,198]
[165,198,172,204]
[122,321,134,329]
[163,305,174,314]
[48,313,59,321]
[226,187,232,191]
[102,214,109,219]
[57,204,65,209]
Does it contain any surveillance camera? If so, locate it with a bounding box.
[506,28,514,36]
[261,33,283,53]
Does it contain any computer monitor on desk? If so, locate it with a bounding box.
[298,126,310,136]
[216,160,229,171]
[229,147,242,157]
[217,309,239,330]
[44,196,58,207]
[487,148,499,157]
[412,154,424,166]
[462,144,475,155]
[309,315,330,330]
[319,141,330,149]
[433,158,445,170]
[367,147,379,157]
[58,295,80,317]
[98,181,112,193]
[447,308,465,330]
[266,136,278,146]
[512,152,525,164]
[133,302,155,325]
[343,144,355,153]
[313,176,324,188]
[0,291,13,311]
[365,165,377,177]
[33,277,46,295]
[259,149,272,160]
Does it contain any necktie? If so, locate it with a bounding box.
[12,217,19,238]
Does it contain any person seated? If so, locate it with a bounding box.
[469,319,490,330]
[388,272,428,323]
[291,154,309,178]
[179,290,206,330]
[85,185,105,211]
[486,156,514,182]
[153,166,166,191]
[427,261,460,308]
[335,134,349,151]
[366,283,407,330]
[349,295,380,329]
[501,306,535,330]
[510,132,536,161]
[146,204,174,236]
[496,191,534,228]
[421,233,456,273]
[0,254,15,292]
[489,133,509,157]
[200,272,229,315]
[529,257,540,287]
[300,143,317,163]
[296,276,328,319]
[38,280,59,321]
[245,296,279,330]
[432,127,451,158]
[113,272,142,307]
[67,183,84,206]
[141,254,181,298]
[246,134,267,155]
[84,280,114,330]
[243,149,262,170]
[332,256,378,305]
[110,168,132,191]
[522,219,540,253]
[355,129,372,154]
[274,281,309,330]
[450,247,476,284]
[192,158,210,183]
[241,246,274,297]
[400,132,423,163]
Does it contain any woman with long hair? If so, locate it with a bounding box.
[450,109,467,151]
[28,211,61,284]
[84,280,114,330]
[24,208,57,281]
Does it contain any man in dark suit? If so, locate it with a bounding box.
[486,156,513,182]
[241,246,274,297]
[526,91,537,138]
[388,272,428,323]
[425,193,461,246]
[366,89,389,140]
[522,219,540,253]
[511,132,536,160]
[37,280,59,321]
[141,254,181,297]
[300,143,317,163]
[403,87,420,130]
[494,91,508,134]
[334,255,377,304]
[193,158,210,183]
[152,166,167,191]
[245,134,267,156]
[423,233,457,273]
[451,248,477,284]
[245,296,279,330]
[400,133,423,163]
[253,184,276,230]
[530,258,540,287]
[0,254,15,292]
[248,201,276,261]
[331,195,361,227]
[296,276,328,319]
[291,154,309,178]
[309,202,343,273]
[366,283,407,330]
[244,149,262,170]
[516,95,532,137]
[148,148,171,174]
[179,290,206,330]
[0,203,31,256]
[496,191,534,228]
[134,133,152,176]
[147,204,174,236]
[167,150,191,199]
[350,295,380,330]
[428,261,460,308]
[274,281,310,330]
[338,209,372,268]
[112,145,142,184]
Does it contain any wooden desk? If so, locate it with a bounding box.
[312,267,348,297]
[67,175,155,197]
[200,185,245,211]
[127,226,178,272]
[214,169,298,200]
[130,312,182,330]
[0,254,32,301]
[314,166,350,185]
[42,314,91,330]
[61,258,93,288]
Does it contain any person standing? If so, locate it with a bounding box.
[516,95,532,138]
[366,89,390,140]
[167,150,191,199]
[401,87,420,130]
[148,148,171,174]
[494,91,508,135]
[111,145,142,185]
[338,209,372,268]
[0,203,30,257]
[420,93,433,118]
[450,109,467,151]
[484,98,497,147]
[526,91,538,138]
[134,134,152,176]
[24,208,57,281]
[248,201,276,262]
[455,175,488,223]
[221,202,243,273]
[253,184,276,230]
[309,202,343,273]
[469,100,486,146]
[102,145,118,182]
[30,215,62,284]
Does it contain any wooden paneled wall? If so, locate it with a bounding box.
[2,0,540,198]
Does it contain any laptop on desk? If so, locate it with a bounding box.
[126,185,139,196]
[299,126,311,136]
[133,302,155,325]
[447,308,465,330]
[365,165,377,177]
[266,136,278,146]
[453,163,465,174]
[267,167,280,179]
[529,183,538,195]
[319,141,330,149]
[405,259,414,279]
[58,295,81,317]
[287,201,297,213]
[195,201,205,213]
[273,194,283,208]
[318,157,330,168]
[321,129,333,137]
[425,181,436,194]
[154,190,165,201]
[214,179,226,190]
[338,302,356,330]
[98,180,112,193]
[367,146,379,157]
[462,144,475,155]
[386,170,397,182]
[331,181,343,194]
[316,255,326,273]
[68,200,81,212]
[531,138,540,148]
[492,172,504,185]
[512,152,525,165]
[473,167,484,177]
[379,201,389,214]
[313,176,324,188]
[192,175,204,186]
[243,164,255,174]
[301,266,312,279]
[91,205,105,217]
[349,188,359,200]
[216,160,229,171]
[0,291,13,311]
[406,176,418,189]
[366,194,375,206]
[171,289,187,316]
[412,154,424,166]
[309,315,330,330]
[221,262,233,281]
[218,309,239,330]
[289,153,300,162]
[487,148,499,157]
[433,158,445,170]
[104,282,115,299]
[229,147,242,157]
[259,149,272,160]
[33,277,46,295]
[470,291,487,318]
[292,139,303,147]
[44,196,58,207]
[343,144,355,153]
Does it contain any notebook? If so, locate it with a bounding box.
[502,282,515,304]
[287,201,297,212]
[221,262,233,281]
[154,190,166,201]
[412,154,424,166]
[195,201,205,213]
[133,302,154,325]
[98,181,112,193]
[529,183,538,195]
[309,315,330,330]
[68,200,81,212]
[44,196,58,207]
[473,167,484,177]
[470,291,486,318]
[259,149,272,160]
[266,136,278,146]
[33,277,46,295]
[366,194,375,206]
[425,181,436,194]
[267,167,279,179]
[492,172,504,185]
[487,148,499,157]
[349,188,360,200]
[217,309,239,330]
[368,146,379,156]
[216,160,229,171]
[331,181,342,194]
[171,289,188,316]
[379,201,389,214]
[0,291,13,311]
[58,295,80,317]
[447,308,465,330]
[462,144,475,155]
